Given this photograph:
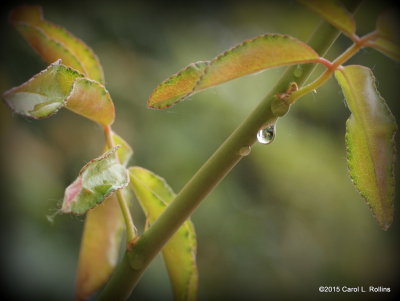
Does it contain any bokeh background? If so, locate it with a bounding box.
[0,0,399,300]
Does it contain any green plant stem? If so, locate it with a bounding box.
[103,125,136,242]
[98,21,348,301]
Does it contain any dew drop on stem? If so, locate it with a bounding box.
[239,146,251,156]
[257,125,275,145]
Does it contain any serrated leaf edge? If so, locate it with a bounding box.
[339,67,397,230]
[148,33,321,109]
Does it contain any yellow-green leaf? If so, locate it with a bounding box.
[9,5,104,83]
[129,167,197,301]
[62,146,129,215]
[111,132,133,166]
[335,65,397,230]
[148,34,320,109]
[298,0,356,38]
[2,60,115,125]
[75,194,123,300]
[368,10,400,61]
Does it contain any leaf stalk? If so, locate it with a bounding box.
[103,125,136,242]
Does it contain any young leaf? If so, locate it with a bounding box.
[335,65,397,230]
[367,10,400,61]
[75,134,133,299]
[148,34,320,109]
[111,132,134,166]
[75,194,124,300]
[2,60,115,125]
[129,167,198,301]
[9,5,104,83]
[62,146,129,215]
[298,0,356,38]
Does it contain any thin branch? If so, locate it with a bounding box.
[103,125,136,242]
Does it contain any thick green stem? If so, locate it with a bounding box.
[98,22,347,301]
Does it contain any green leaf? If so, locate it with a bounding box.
[62,146,129,215]
[298,0,356,38]
[368,10,400,61]
[112,132,134,166]
[9,5,104,83]
[148,34,320,109]
[2,60,115,125]
[75,194,124,300]
[129,167,198,301]
[335,65,397,230]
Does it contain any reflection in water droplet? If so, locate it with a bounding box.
[313,89,317,94]
[239,146,251,156]
[257,125,275,144]
[293,65,303,78]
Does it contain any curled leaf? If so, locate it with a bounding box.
[75,134,133,299]
[129,167,198,301]
[298,0,356,38]
[9,5,104,83]
[2,60,115,125]
[148,34,320,109]
[62,146,129,215]
[75,194,123,300]
[335,65,397,230]
[368,10,400,61]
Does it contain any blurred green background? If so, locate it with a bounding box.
[0,1,398,300]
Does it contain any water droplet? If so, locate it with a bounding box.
[312,89,317,94]
[257,125,275,145]
[293,65,303,78]
[239,146,251,156]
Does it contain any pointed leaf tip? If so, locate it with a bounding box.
[129,167,198,300]
[335,65,397,230]
[147,61,209,109]
[62,146,129,215]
